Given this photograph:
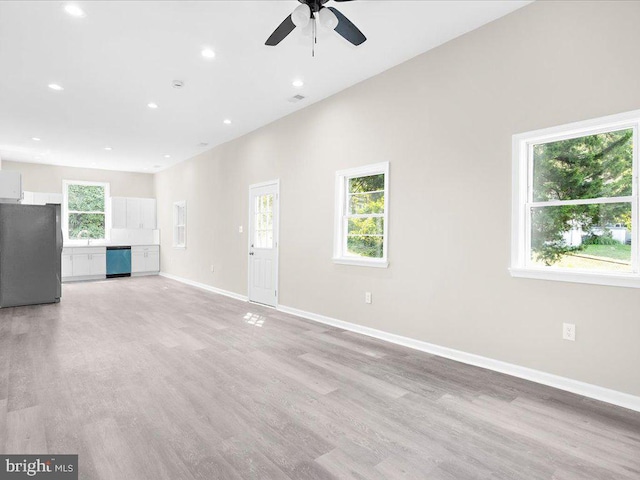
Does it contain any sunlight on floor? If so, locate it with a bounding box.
[243,312,265,327]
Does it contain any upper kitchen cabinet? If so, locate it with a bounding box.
[111,197,127,228]
[0,171,22,202]
[111,197,156,229]
[22,191,63,205]
[140,198,156,229]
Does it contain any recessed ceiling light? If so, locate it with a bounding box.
[64,4,85,18]
[147,102,158,109]
[223,119,232,125]
[32,137,41,141]
[48,84,64,91]
[292,79,304,88]
[201,48,215,59]
[104,147,112,151]
[163,154,171,158]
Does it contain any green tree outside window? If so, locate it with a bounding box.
[67,184,106,239]
[531,129,633,268]
[347,173,385,258]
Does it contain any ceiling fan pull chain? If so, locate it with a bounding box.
[312,16,316,57]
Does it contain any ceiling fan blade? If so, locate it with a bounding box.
[265,15,296,46]
[327,7,366,46]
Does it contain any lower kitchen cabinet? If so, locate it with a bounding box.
[131,245,160,274]
[62,247,107,282]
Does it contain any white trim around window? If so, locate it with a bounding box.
[173,200,187,249]
[333,162,389,268]
[511,109,640,288]
[62,179,110,245]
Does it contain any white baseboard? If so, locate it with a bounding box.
[156,272,640,413]
[277,304,640,413]
[62,275,106,283]
[159,272,248,302]
[132,271,160,277]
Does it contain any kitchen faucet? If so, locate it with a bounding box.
[78,229,91,246]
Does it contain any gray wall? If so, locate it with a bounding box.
[3,160,154,198]
[155,1,640,397]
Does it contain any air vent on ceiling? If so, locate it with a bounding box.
[198,142,209,147]
[288,94,306,103]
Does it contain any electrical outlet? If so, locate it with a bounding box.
[210,265,214,273]
[238,226,243,233]
[365,292,372,304]
[562,323,576,341]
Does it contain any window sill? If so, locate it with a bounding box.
[333,257,389,268]
[509,267,640,289]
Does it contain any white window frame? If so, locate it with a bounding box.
[510,109,640,288]
[333,162,389,268]
[173,200,186,249]
[62,179,110,245]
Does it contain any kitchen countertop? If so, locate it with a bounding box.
[63,243,159,248]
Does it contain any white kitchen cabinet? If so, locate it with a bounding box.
[140,198,156,229]
[71,253,92,277]
[62,251,73,278]
[35,192,62,204]
[22,191,34,204]
[146,250,160,272]
[91,253,107,276]
[111,197,127,228]
[131,249,145,273]
[0,171,22,202]
[126,198,141,229]
[22,191,62,205]
[110,197,156,229]
[61,247,107,281]
[131,245,160,274]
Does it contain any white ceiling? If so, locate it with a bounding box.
[0,1,529,173]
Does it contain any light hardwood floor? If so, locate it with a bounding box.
[0,276,639,479]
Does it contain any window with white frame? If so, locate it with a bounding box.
[334,162,389,267]
[63,180,109,241]
[173,200,186,249]
[511,110,640,287]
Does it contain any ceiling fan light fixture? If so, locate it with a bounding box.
[291,4,311,28]
[318,7,339,30]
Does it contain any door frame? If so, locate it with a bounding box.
[247,179,280,307]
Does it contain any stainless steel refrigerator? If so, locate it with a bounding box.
[0,203,63,308]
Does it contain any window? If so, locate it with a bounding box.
[63,180,109,242]
[253,193,274,249]
[511,110,640,287]
[173,200,186,249]
[334,162,389,267]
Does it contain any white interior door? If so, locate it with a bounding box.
[248,181,279,307]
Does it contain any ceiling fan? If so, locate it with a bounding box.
[265,0,366,54]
